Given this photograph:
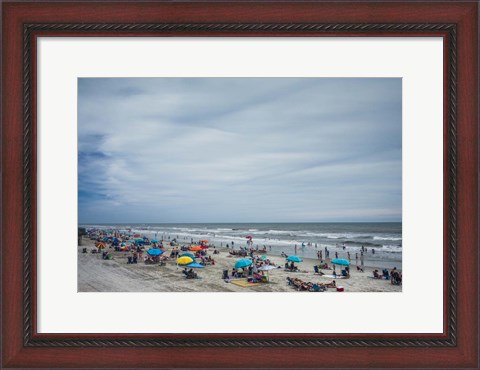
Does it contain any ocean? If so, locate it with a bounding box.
[80,222,402,269]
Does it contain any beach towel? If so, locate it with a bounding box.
[322,274,347,279]
[230,279,261,287]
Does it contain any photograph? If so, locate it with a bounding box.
[78,77,403,292]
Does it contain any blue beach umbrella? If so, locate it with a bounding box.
[147,249,163,256]
[286,255,303,263]
[235,259,253,269]
[186,263,205,269]
[151,239,159,243]
[331,258,350,266]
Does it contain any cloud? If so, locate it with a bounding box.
[78,78,402,223]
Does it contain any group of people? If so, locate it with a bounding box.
[182,268,198,279]
[287,277,336,292]
[284,261,299,272]
[199,255,215,265]
[372,267,402,285]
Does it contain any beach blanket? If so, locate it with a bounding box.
[230,279,261,287]
[322,274,347,279]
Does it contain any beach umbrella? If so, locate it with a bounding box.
[258,264,276,281]
[200,239,209,243]
[176,256,194,265]
[200,245,209,249]
[95,242,106,249]
[135,238,144,243]
[260,255,267,261]
[186,262,205,268]
[286,255,303,263]
[189,246,202,251]
[147,249,163,256]
[235,259,253,269]
[245,236,253,239]
[180,253,196,259]
[331,258,350,266]
[151,239,158,243]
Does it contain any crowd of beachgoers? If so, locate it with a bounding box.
[78,228,402,293]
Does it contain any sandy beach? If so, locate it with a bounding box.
[78,237,402,293]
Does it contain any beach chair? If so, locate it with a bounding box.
[222,270,229,280]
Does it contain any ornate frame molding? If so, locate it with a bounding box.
[23,23,457,347]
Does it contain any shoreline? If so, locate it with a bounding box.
[79,224,402,270]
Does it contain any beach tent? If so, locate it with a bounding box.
[176,256,194,266]
[186,262,205,269]
[147,249,163,256]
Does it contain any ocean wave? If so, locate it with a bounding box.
[373,236,402,241]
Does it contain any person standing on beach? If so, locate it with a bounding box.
[347,252,351,261]
[319,250,323,260]
[335,251,338,259]
[294,244,297,254]
[355,253,358,262]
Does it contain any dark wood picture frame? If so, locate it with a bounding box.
[1,1,478,368]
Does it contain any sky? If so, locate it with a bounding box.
[78,78,402,223]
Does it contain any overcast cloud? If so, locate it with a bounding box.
[78,78,401,223]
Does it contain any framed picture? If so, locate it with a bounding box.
[2,1,478,368]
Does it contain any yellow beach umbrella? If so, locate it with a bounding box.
[176,256,194,265]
